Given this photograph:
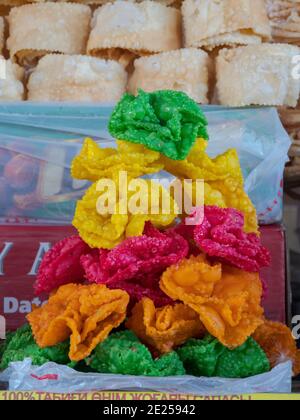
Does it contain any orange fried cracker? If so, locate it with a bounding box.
[27,283,129,361]
[253,320,300,376]
[160,254,222,306]
[160,257,264,348]
[126,297,205,354]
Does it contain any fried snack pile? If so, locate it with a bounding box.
[0,325,73,371]
[253,321,300,376]
[81,223,188,306]
[177,206,270,272]
[34,235,90,295]
[86,330,185,377]
[109,89,208,160]
[27,284,129,362]
[7,89,294,381]
[160,255,264,348]
[177,335,270,378]
[73,178,178,249]
[126,298,205,354]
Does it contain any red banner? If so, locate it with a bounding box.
[0,225,287,331]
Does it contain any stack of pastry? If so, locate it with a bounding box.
[0,0,299,109]
[0,0,189,102]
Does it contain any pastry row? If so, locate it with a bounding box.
[0,0,272,65]
[1,44,299,107]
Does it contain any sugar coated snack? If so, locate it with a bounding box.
[86,330,186,377]
[128,48,210,104]
[177,335,270,378]
[109,89,208,160]
[0,325,73,371]
[216,43,300,107]
[7,3,91,67]
[27,284,129,361]
[87,1,182,69]
[182,0,271,50]
[126,298,205,354]
[160,255,264,348]
[28,54,127,102]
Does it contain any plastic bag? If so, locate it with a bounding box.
[0,359,292,395]
[0,104,290,225]
[205,107,290,225]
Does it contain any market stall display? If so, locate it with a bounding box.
[0,89,298,395]
[0,0,298,398]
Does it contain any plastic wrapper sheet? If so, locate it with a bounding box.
[0,104,291,225]
[0,359,292,395]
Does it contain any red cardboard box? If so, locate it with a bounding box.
[0,225,288,331]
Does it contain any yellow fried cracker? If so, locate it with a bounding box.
[164,139,258,233]
[73,177,178,249]
[71,138,163,182]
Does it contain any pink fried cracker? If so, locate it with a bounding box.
[35,236,90,295]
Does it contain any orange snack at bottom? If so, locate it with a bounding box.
[126,297,205,354]
[160,256,264,349]
[253,320,300,376]
[27,283,129,361]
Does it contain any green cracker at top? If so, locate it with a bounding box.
[108,89,209,161]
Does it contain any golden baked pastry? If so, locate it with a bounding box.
[182,0,271,50]
[87,0,182,69]
[28,54,128,102]
[7,3,91,67]
[216,44,300,107]
[128,48,210,104]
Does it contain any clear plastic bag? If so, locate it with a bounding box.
[0,104,290,225]
[205,107,291,225]
[0,359,292,395]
